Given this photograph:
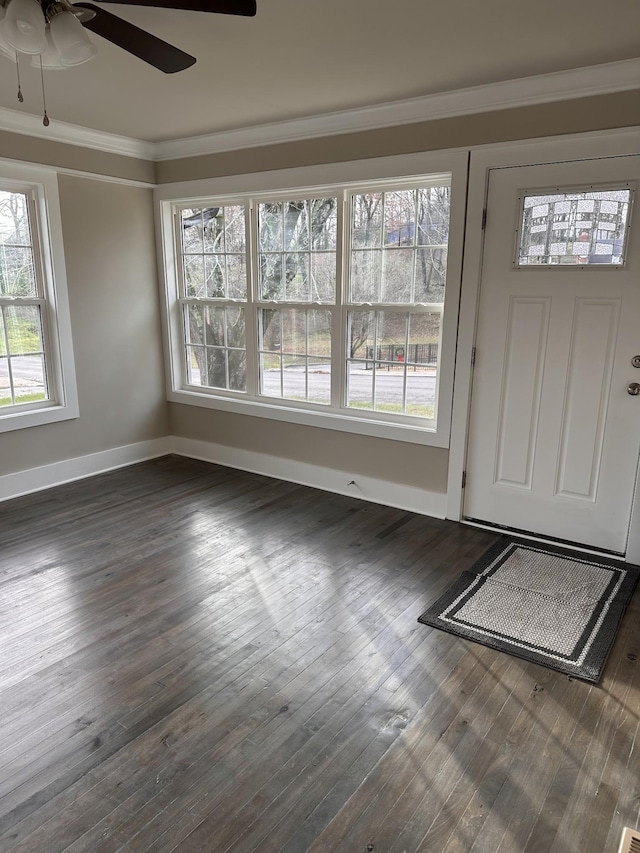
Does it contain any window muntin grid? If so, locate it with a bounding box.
[171,175,452,427]
[258,307,332,405]
[0,189,49,408]
[178,205,248,393]
[181,205,247,299]
[346,309,442,420]
[257,198,337,303]
[349,187,449,304]
[346,185,450,421]
[255,196,337,403]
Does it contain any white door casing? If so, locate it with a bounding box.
[464,155,640,554]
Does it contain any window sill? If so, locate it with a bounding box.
[167,387,449,447]
[0,401,80,434]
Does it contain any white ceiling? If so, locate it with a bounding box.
[0,0,638,144]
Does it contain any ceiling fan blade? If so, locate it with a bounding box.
[91,0,256,15]
[74,3,196,73]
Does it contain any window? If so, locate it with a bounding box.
[346,187,448,419]
[160,157,465,447]
[257,198,336,406]
[0,167,77,433]
[516,186,633,267]
[0,189,48,407]
[180,204,248,392]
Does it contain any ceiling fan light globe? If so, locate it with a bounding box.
[0,7,18,60]
[31,27,66,69]
[60,40,96,65]
[1,0,47,54]
[49,9,96,66]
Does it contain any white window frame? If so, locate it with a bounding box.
[0,162,78,433]
[156,151,468,447]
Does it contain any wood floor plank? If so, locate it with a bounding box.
[394,666,566,853]
[122,556,468,848]
[107,637,450,851]
[406,660,538,852]
[0,496,382,731]
[312,649,527,853]
[0,455,637,853]
[521,598,639,853]
[1,530,452,848]
[44,602,439,852]
[566,594,640,853]
[545,594,640,853]
[268,645,517,853]
[204,629,482,851]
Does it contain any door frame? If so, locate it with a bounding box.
[446,127,640,562]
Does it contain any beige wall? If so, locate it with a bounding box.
[0,175,168,476]
[169,404,450,494]
[0,130,155,184]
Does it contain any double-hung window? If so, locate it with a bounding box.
[180,203,249,393]
[346,185,449,421]
[0,167,77,432]
[161,159,463,447]
[256,197,337,406]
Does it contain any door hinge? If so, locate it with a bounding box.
[462,470,467,489]
[471,346,476,366]
[481,209,487,230]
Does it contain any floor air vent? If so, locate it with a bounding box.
[618,828,640,853]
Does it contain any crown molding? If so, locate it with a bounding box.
[0,105,155,160]
[0,58,637,164]
[153,58,640,161]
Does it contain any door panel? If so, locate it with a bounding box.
[464,156,640,553]
[495,296,550,489]
[555,297,619,500]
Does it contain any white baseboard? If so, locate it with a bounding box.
[169,436,447,519]
[0,437,172,502]
[3,435,633,559]
[0,434,446,520]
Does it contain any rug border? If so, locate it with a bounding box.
[418,538,640,684]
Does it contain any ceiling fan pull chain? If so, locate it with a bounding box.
[15,52,24,103]
[39,58,50,126]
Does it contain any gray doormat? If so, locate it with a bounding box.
[418,538,639,683]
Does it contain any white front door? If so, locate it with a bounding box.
[464,156,640,553]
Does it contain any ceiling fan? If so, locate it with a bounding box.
[0,0,256,75]
[73,0,257,73]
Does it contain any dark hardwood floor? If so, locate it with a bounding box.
[0,455,638,853]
